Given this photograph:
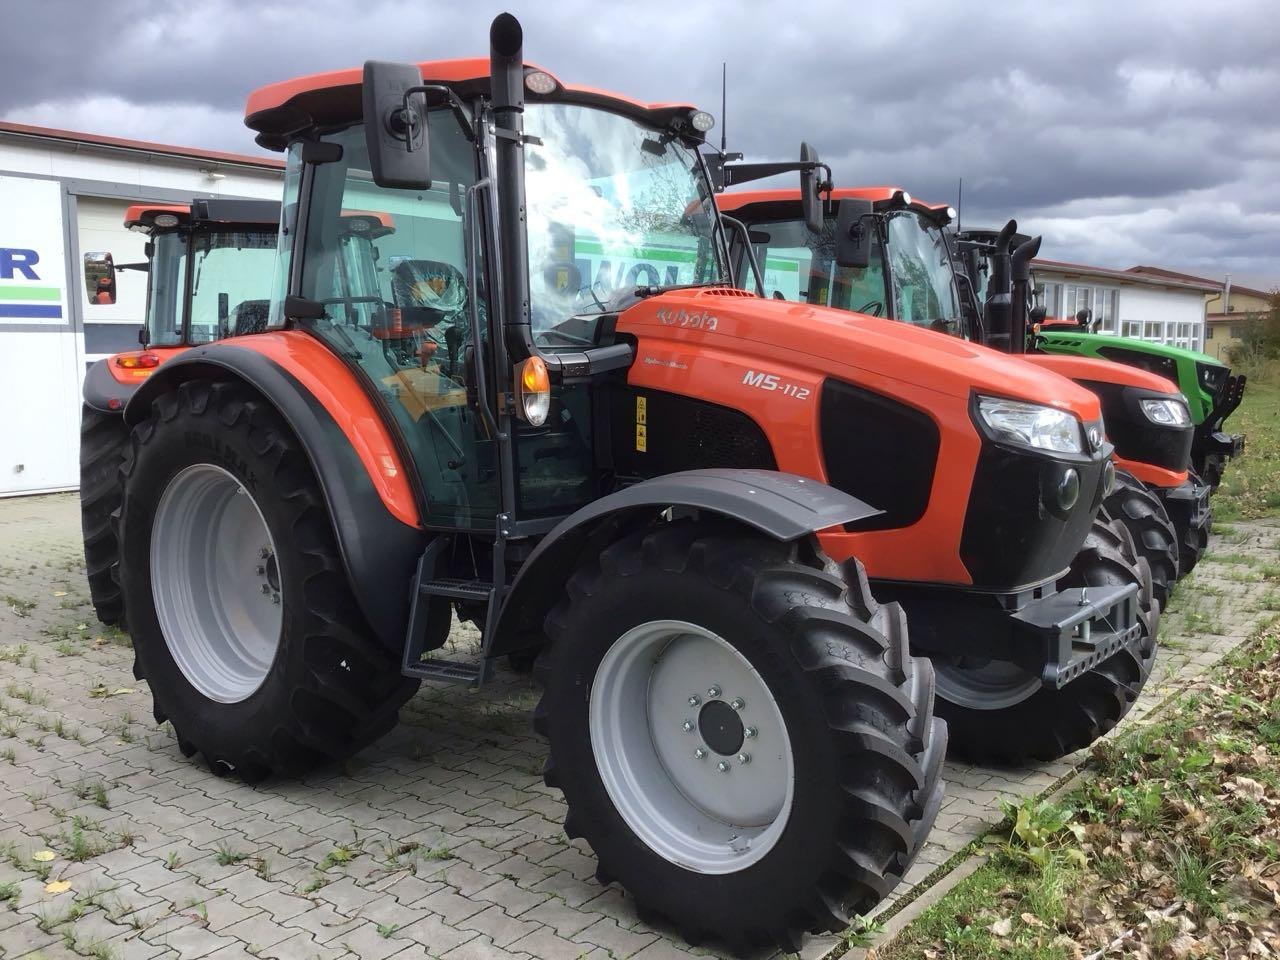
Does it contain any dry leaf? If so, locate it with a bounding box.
[1022,912,1047,928]
[31,850,55,862]
[989,917,1014,937]
[44,880,71,894]
[52,590,67,597]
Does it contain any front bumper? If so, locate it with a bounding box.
[879,578,1141,691]
[1157,475,1212,537]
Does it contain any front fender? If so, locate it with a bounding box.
[489,469,881,656]
[124,338,427,654]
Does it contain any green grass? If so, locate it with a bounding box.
[3,595,36,617]
[1212,374,1280,522]
[881,621,1280,960]
[0,644,29,664]
[214,842,249,866]
[0,879,18,905]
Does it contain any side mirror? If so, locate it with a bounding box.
[84,252,116,305]
[834,199,874,269]
[799,142,823,234]
[1075,307,1091,327]
[362,60,431,189]
[1030,305,1047,324]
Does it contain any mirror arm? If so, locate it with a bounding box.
[721,159,831,189]
[400,84,475,143]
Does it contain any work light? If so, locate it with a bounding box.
[153,213,180,228]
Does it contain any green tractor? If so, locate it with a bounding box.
[956,228,1246,491]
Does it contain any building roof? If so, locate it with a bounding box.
[1126,265,1271,299]
[0,119,284,171]
[1032,257,1222,293]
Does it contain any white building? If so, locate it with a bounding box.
[0,121,284,496]
[1032,257,1220,353]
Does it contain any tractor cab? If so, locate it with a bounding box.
[720,187,967,336]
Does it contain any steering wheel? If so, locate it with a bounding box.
[856,299,885,317]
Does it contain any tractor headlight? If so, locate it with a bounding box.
[976,396,1085,454]
[1140,397,1190,426]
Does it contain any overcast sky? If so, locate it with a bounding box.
[3,0,1277,288]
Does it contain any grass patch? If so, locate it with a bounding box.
[213,842,250,866]
[1212,374,1280,522]
[881,621,1280,959]
[3,595,36,617]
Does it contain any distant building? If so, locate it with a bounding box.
[1126,267,1273,360]
[0,120,283,496]
[1031,258,1221,353]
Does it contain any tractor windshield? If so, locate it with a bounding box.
[737,216,889,314]
[883,211,961,331]
[143,231,187,347]
[522,103,725,343]
[187,228,278,342]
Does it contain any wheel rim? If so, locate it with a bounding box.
[150,464,282,704]
[588,620,794,874]
[934,656,1042,710]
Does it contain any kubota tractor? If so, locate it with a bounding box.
[80,199,281,625]
[89,13,1157,949]
[717,186,1165,761]
[957,226,1246,492]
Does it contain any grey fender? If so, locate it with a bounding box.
[124,343,428,655]
[489,469,881,656]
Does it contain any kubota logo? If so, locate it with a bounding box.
[655,307,718,331]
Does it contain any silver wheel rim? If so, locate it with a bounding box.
[934,656,1042,710]
[150,464,282,703]
[588,620,794,874]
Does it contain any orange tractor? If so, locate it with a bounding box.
[86,14,1151,949]
[81,199,280,625]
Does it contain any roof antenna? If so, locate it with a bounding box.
[957,177,963,233]
[720,62,728,156]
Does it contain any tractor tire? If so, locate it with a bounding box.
[80,405,131,627]
[116,379,419,780]
[935,516,1157,766]
[1172,470,1213,576]
[533,519,945,954]
[1102,469,1179,607]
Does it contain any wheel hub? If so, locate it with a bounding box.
[150,464,283,704]
[589,620,794,874]
[697,699,744,756]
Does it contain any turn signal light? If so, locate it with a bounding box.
[514,356,550,425]
[115,353,161,369]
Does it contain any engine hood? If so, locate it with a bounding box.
[1024,352,1182,396]
[616,288,1103,421]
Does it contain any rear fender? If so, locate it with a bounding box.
[488,469,880,656]
[123,337,426,654]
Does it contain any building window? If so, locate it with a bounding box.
[1061,283,1118,332]
[1035,281,1062,319]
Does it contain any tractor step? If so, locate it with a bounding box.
[402,657,491,685]
[419,578,492,603]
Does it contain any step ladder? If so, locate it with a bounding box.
[400,530,508,686]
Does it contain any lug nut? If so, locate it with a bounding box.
[707,685,721,698]
[271,594,280,605]
[730,698,745,710]
[717,761,730,773]
[256,565,266,576]
[682,720,694,732]
[737,753,750,764]
[259,547,270,559]
[688,695,701,707]
[260,584,270,595]
[694,747,707,759]
[745,727,758,739]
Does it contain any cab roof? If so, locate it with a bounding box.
[124,199,280,232]
[244,58,701,151]
[718,187,952,223]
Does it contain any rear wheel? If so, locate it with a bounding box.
[117,379,419,780]
[935,517,1157,765]
[1102,469,1179,607]
[80,405,130,626]
[533,520,945,954]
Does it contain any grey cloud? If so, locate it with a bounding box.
[2,0,1278,281]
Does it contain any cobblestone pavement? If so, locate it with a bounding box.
[1,494,1277,960]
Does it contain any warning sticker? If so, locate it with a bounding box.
[636,396,648,451]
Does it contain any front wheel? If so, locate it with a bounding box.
[534,520,945,954]
[1102,469,1179,607]
[117,379,419,780]
[935,517,1157,766]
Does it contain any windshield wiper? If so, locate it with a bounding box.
[632,281,733,299]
